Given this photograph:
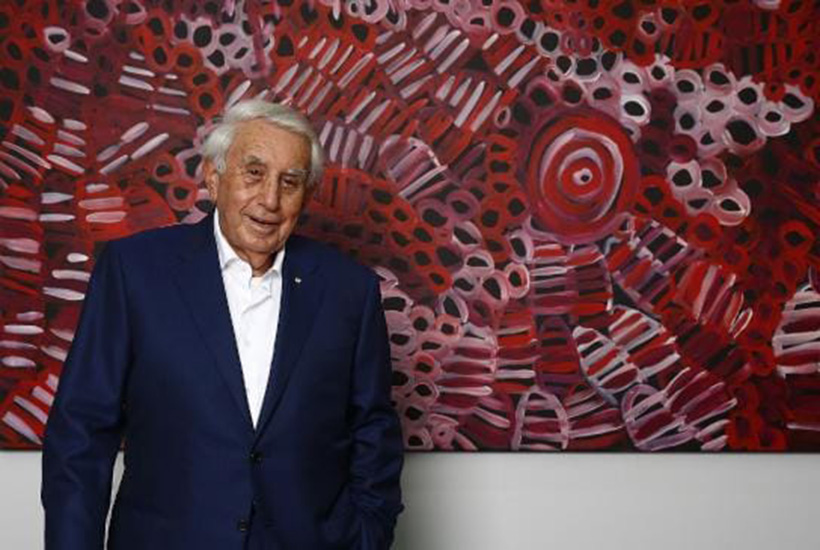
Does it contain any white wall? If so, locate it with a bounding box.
[4,452,818,550]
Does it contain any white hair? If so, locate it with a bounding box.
[201,99,324,188]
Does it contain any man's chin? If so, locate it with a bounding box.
[243,237,285,256]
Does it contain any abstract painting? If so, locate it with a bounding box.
[1,0,818,451]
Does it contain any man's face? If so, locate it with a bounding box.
[204,119,312,274]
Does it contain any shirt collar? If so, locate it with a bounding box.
[213,209,285,291]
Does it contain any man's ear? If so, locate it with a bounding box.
[301,182,316,210]
[203,159,219,203]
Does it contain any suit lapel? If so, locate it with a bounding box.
[172,213,254,433]
[255,235,323,438]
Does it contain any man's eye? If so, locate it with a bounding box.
[247,167,264,178]
[281,176,301,188]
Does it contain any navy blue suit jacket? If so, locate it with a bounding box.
[42,213,404,549]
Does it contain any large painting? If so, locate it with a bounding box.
[0,0,818,451]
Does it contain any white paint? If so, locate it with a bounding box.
[2,453,818,549]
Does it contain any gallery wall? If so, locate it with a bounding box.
[3,452,820,549]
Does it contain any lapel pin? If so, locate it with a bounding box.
[294,276,302,284]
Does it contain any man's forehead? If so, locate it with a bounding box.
[236,151,309,169]
[234,119,308,144]
[240,154,308,174]
[228,121,310,165]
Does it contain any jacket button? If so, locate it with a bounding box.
[250,451,263,463]
[237,519,250,532]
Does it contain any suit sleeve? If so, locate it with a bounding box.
[349,273,405,550]
[41,243,131,550]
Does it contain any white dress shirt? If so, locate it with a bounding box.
[214,212,284,427]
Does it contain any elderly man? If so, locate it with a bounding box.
[42,100,404,550]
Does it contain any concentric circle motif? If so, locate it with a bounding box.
[524,111,640,244]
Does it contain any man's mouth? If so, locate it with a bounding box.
[246,215,279,232]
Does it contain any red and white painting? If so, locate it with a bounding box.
[1,0,819,451]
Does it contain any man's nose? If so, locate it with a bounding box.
[259,178,280,210]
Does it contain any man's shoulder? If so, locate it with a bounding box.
[289,233,376,282]
[106,219,201,260]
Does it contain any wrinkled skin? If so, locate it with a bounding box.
[204,119,313,275]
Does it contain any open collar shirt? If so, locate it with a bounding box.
[213,211,284,427]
